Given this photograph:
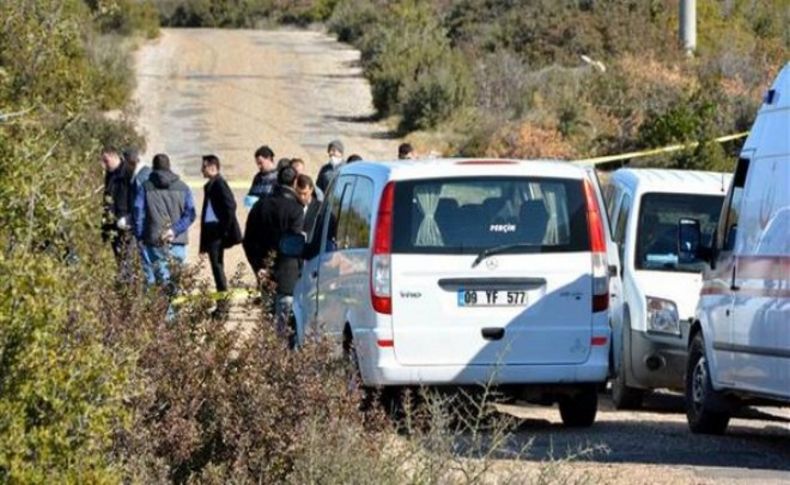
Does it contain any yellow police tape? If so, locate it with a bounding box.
[171,287,258,306]
[574,132,749,167]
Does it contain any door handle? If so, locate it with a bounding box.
[481,327,505,341]
[311,270,318,279]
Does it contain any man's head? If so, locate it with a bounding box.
[201,154,221,179]
[295,174,315,206]
[346,154,362,164]
[290,158,306,174]
[254,145,275,173]
[277,165,298,189]
[100,147,122,172]
[152,153,171,172]
[122,148,141,170]
[277,158,292,171]
[398,143,415,160]
[327,139,344,162]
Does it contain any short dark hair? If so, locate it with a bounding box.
[398,143,414,159]
[277,158,292,171]
[101,146,119,156]
[152,153,171,171]
[255,145,274,160]
[122,148,140,165]
[278,166,298,187]
[346,154,362,163]
[296,174,314,190]
[290,158,305,168]
[202,154,221,170]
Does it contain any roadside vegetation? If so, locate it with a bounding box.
[152,0,787,171]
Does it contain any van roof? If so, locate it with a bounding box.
[338,158,589,182]
[611,168,731,196]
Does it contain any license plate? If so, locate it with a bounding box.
[457,289,528,307]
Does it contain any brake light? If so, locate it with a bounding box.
[584,179,609,313]
[371,182,395,314]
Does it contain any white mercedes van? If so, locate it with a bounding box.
[286,159,618,427]
[604,169,730,409]
[679,63,790,434]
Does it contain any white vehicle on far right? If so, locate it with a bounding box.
[678,62,790,434]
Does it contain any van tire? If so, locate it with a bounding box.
[612,371,644,409]
[686,334,730,435]
[559,387,598,427]
[612,310,644,409]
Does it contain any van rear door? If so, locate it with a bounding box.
[390,176,597,366]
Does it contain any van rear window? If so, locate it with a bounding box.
[392,177,589,254]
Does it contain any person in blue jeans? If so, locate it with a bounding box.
[133,153,196,292]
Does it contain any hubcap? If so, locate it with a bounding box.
[691,356,707,409]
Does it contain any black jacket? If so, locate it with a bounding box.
[102,162,132,239]
[316,162,340,193]
[243,185,304,295]
[304,197,322,237]
[248,169,278,198]
[200,175,242,252]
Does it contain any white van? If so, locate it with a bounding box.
[286,159,617,426]
[604,169,730,409]
[679,63,790,434]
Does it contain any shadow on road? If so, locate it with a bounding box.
[485,392,790,472]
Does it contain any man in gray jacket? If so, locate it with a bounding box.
[133,153,196,287]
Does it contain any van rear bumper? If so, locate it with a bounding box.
[357,330,609,387]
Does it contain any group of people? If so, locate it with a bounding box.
[101,138,416,323]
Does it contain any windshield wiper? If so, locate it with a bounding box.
[471,243,535,268]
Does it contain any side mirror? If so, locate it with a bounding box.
[677,218,702,264]
[280,233,306,258]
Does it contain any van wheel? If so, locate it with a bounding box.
[686,334,730,435]
[611,363,644,410]
[558,387,598,427]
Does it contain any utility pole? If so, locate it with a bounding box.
[680,0,697,55]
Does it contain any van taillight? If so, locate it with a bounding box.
[371,182,395,314]
[583,179,609,313]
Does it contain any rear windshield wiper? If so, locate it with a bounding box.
[471,243,536,268]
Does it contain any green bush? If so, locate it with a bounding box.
[399,51,473,132]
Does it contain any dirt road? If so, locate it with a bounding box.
[133,27,400,275]
[499,391,790,484]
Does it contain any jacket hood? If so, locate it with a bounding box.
[149,169,180,189]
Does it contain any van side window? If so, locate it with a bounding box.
[338,177,374,249]
[719,158,750,252]
[604,184,620,226]
[325,176,353,252]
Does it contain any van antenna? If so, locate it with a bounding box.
[720,173,725,193]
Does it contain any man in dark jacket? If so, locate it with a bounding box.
[133,153,196,287]
[101,147,133,260]
[243,166,304,336]
[246,145,277,207]
[199,154,242,296]
[296,174,321,236]
[316,139,344,193]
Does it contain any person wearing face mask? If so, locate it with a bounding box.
[316,139,344,193]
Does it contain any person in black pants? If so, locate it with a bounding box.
[199,155,242,309]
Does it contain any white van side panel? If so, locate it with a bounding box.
[729,104,790,397]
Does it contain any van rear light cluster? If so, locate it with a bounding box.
[371,182,395,314]
[583,179,609,313]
